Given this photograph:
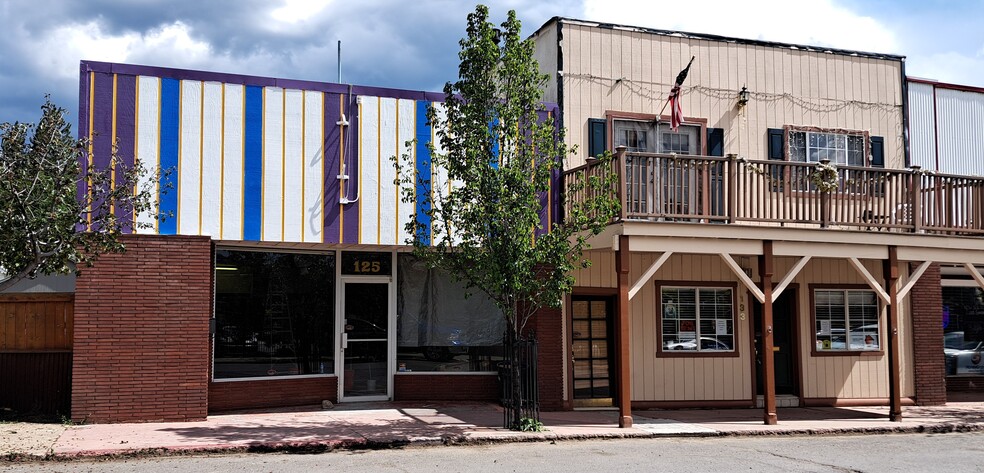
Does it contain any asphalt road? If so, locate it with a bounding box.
[6,432,984,473]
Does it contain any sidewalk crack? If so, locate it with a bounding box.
[758,449,863,473]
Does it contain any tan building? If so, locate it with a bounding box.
[532,17,984,426]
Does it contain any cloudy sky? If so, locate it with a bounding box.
[1,0,981,127]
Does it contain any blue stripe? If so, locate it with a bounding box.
[158,78,179,235]
[243,86,264,241]
[415,100,431,245]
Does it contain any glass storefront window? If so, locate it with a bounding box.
[214,250,335,379]
[396,255,505,372]
[942,287,984,376]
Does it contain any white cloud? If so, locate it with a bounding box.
[582,0,899,55]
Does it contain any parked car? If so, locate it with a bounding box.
[664,337,731,351]
[944,332,984,375]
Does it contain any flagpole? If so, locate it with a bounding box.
[657,56,695,120]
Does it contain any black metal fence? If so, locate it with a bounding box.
[498,334,539,429]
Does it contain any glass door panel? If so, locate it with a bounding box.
[342,282,390,399]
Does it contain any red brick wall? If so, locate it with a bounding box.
[394,374,499,401]
[910,263,946,405]
[209,377,338,412]
[531,306,566,410]
[72,235,213,422]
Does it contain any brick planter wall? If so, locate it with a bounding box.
[394,374,499,401]
[209,377,338,412]
[72,235,213,423]
[910,263,946,406]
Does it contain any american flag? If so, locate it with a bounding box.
[667,56,694,131]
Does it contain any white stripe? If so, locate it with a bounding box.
[178,80,202,235]
[222,84,244,240]
[303,92,324,243]
[262,87,284,242]
[282,89,304,243]
[378,97,398,245]
[397,99,416,245]
[135,76,160,234]
[429,102,450,245]
[200,81,223,237]
[359,96,379,245]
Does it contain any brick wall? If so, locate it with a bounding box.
[72,235,213,422]
[910,263,946,405]
[209,377,338,412]
[531,306,566,410]
[394,374,499,401]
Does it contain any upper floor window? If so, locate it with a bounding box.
[788,129,865,166]
[614,119,700,155]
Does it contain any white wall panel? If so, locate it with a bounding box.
[178,80,202,235]
[303,91,324,243]
[282,89,304,242]
[135,76,160,234]
[378,97,398,245]
[397,98,416,245]
[937,87,984,176]
[359,95,380,244]
[262,87,284,241]
[200,81,223,237]
[221,84,245,240]
[907,81,937,171]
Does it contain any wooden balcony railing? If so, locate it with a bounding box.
[564,146,984,235]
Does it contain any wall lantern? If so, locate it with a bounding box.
[738,86,750,107]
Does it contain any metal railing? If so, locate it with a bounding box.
[564,146,984,235]
[499,334,538,429]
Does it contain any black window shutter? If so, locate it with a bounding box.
[588,118,607,158]
[707,128,724,156]
[767,128,784,160]
[870,136,884,168]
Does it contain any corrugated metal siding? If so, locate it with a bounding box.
[0,352,72,417]
[936,87,984,177]
[907,81,937,170]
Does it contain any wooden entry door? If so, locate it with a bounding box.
[754,291,799,396]
[571,296,615,407]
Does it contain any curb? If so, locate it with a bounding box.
[4,422,983,463]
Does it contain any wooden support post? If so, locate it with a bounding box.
[884,246,903,421]
[727,154,738,224]
[759,240,778,425]
[910,166,922,233]
[615,236,632,428]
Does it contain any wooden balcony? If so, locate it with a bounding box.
[565,147,984,236]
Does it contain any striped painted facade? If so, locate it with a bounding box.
[79,61,562,245]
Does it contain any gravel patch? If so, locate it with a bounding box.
[0,422,66,459]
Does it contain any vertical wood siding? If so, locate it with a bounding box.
[557,24,904,170]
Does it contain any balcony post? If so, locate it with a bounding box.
[819,159,831,228]
[883,246,902,421]
[910,166,922,233]
[615,146,628,221]
[727,154,738,224]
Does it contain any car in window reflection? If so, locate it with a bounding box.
[944,331,984,375]
[664,337,731,351]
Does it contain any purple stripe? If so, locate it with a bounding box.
[89,72,115,231]
[81,60,446,102]
[76,67,90,231]
[115,75,137,233]
[322,93,341,244]
[342,94,360,244]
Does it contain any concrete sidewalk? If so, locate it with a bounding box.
[4,400,984,460]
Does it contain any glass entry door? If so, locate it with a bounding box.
[340,281,390,400]
[571,296,614,408]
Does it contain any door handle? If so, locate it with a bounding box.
[342,333,348,349]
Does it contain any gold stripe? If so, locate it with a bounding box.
[176,80,183,233]
[376,97,381,245]
[219,83,226,239]
[156,77,161,234]
[338,94,344,244]
[241,86,246,240]
[301,90,306,242]
[358,99,364,244]
[198,81,205,234]
[110,74,118,217]
[395,100,400,242]
[280,90,287,240]
[87,72,94,229]
[133,77,140,226]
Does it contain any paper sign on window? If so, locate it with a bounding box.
[819,320,831,335]
[716,319,728,335]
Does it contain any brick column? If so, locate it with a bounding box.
[532,305,565,411]
[910,263,946,405]
[73,235,213,422]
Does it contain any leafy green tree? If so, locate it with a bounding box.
[0,98,163,293]
[397,6,619,429]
